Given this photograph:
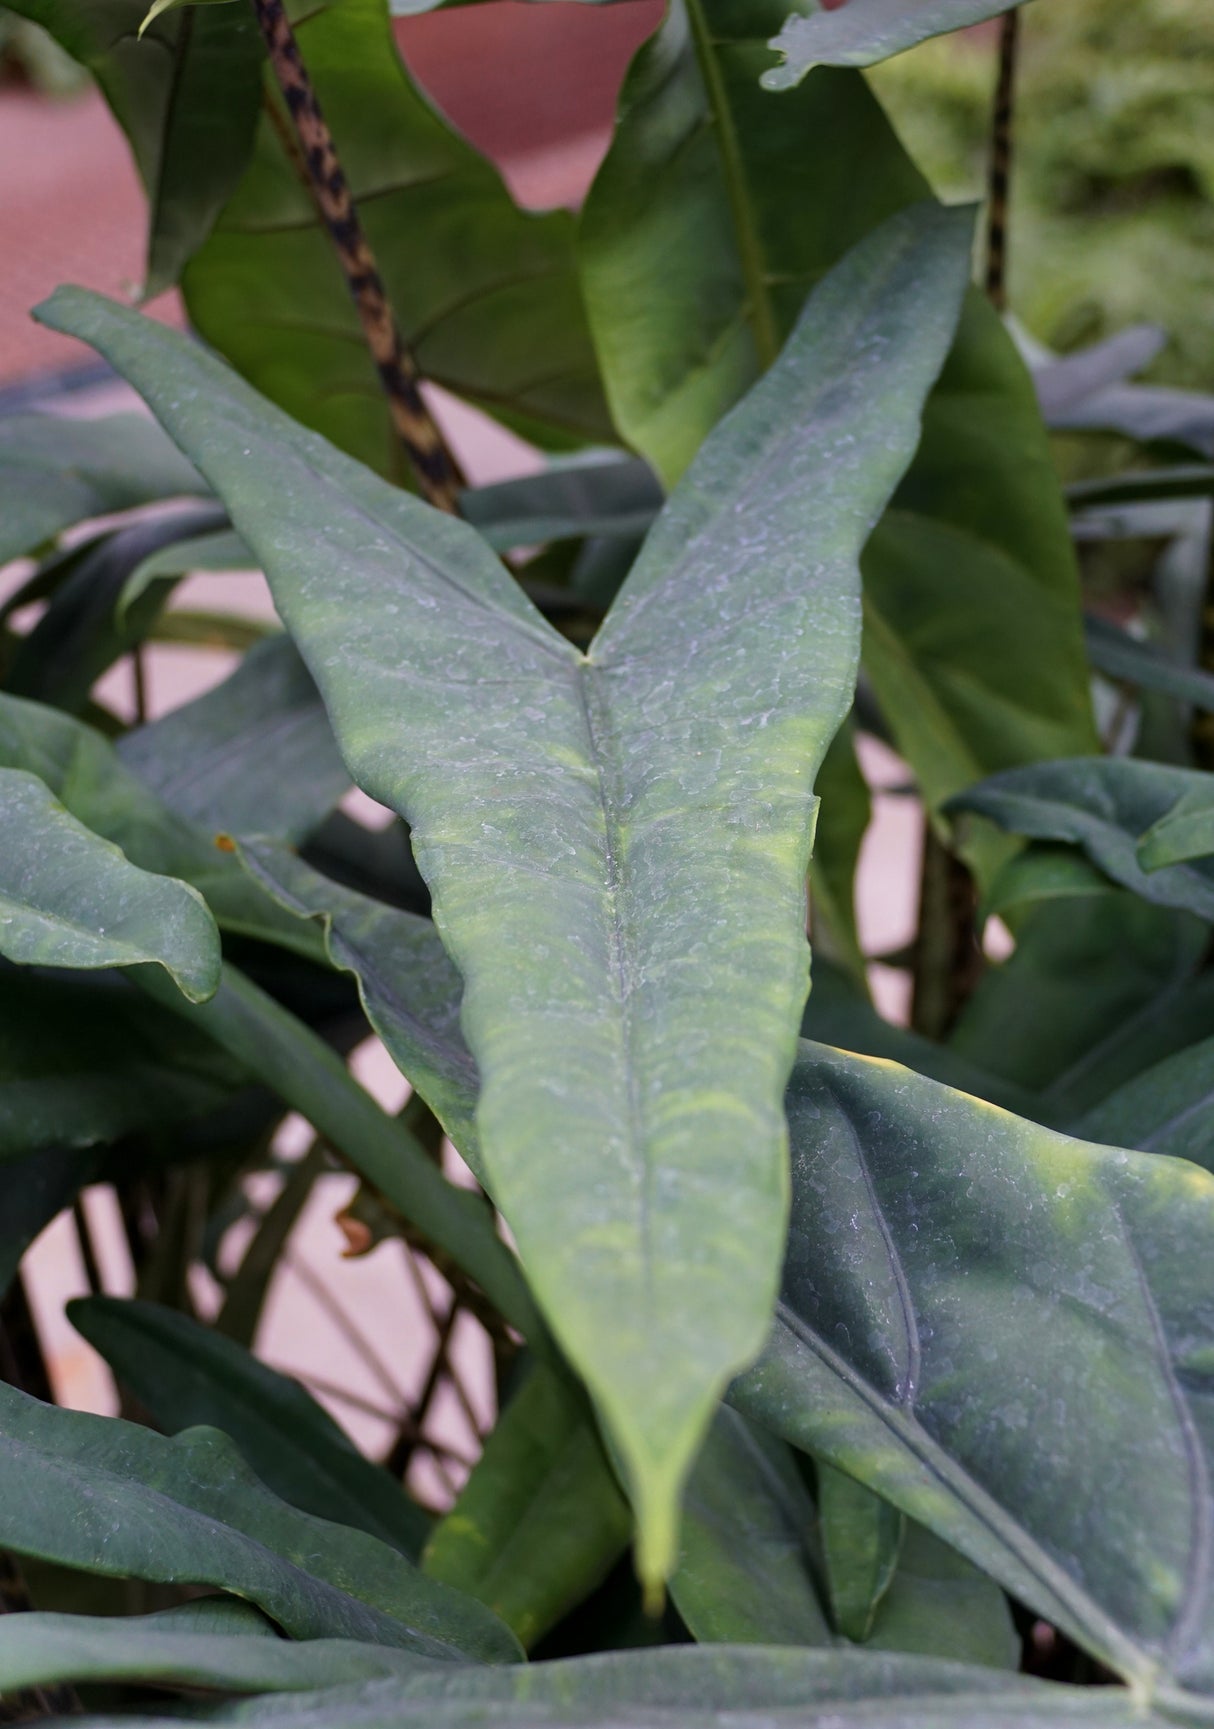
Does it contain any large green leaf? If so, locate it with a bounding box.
[731,1042,1214,1698]
[763,0,1021,88]
[580,9,1097,868]
[0,692,327,962]
[118,635,351,843]
[180,0,611,474]
[2,1641,1176,1726]
[2,0,263,293]
[0,1144,99,1296]
[0,1381,516,1660]
[0,966,244,1159]
[39,200,968,1584]
[424,1361,630,1649]
[0,412,206,565]
[68,1296,431,1558]
[951,759,1214,922]
[0,768,219,1001]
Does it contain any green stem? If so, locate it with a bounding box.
[684,0,779,370]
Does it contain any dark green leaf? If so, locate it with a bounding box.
[39,200,969,1584]
[1075,1037,1214,1171]
[0,1380,519,1659]
[2,0,263,294]
[68,1296,430,1558]
[182,0,612,473]
[580,18,1097,881]
[732,1041,1214,1692]
[0,768,220,1001]
[237,842,480,1172]
[763,0,1021,88]
[12,1642,1178,1725]
[460,457,663,555]
[865,1524,1018,1671]
[117,524,253,619]
[424,1361,630,1650]
[980,844,1118,924]
[950,758,1214,921]
[819,1464,902,1643]
[0,1144,99,1297]
[1069,468,1214,510]
[5,503,227,712]
[1084,616,1214,714]
[118,635,351,843]
[671,1406,831,1647]
[809,723,870,986]
[0,412,206,564]
[0,966,244,1160]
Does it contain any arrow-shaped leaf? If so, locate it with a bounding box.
[38,200,970,1584]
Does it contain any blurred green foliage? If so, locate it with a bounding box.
[870,0,1214,385]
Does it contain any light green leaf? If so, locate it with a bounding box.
[671,1405,831,1647]
[580,12,1097,882]
[0,768,219,1001]
[137,960,541,1345]
[424,1361,631,1649]
[8,1643,1181,1726]
[0,966,244,1160]
[732,1041,1214,1693]
[0,412,206,564]
[68,1296,431,1559]
[951,759,1214,921]
[764,0,1021,88]
[118,636,350,844]
[819,1463,902,1643]
[2,0,262,296]
[182,0,612,473]
[0,1380,519,1660]
[39,199,969,1585]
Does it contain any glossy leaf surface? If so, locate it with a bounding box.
[182,0,611,473]
[0,768,219,1001]
[732,1042,1214,1694]
[0,1381,518,1659]
[69,1296,430,1558]
[764,0,1021,88]
[40,201,968,1583]
[951,759,1214,921]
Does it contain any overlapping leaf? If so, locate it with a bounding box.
[951,759,1214,920]
[40,202,969,1582]
[181,0,611,474]
[0,1381,518,1659]
[731,1042,1214,1698]
[1,0,262,294]
[580,5,1097,876]
[0,768,219,1000]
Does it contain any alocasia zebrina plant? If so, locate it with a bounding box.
[5,0,1214,1723]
